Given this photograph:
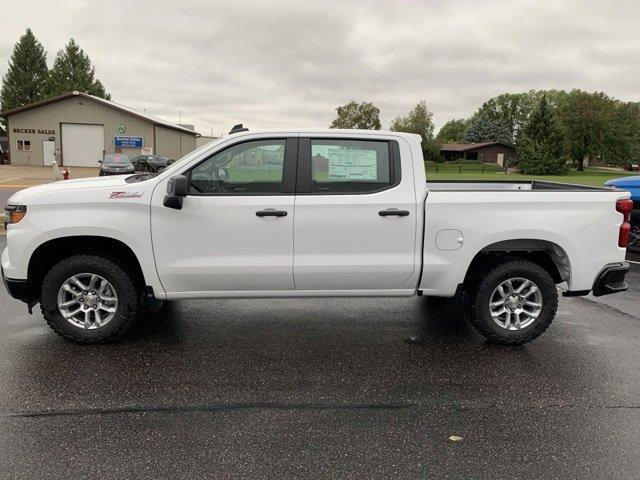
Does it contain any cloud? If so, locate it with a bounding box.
[1,0,639,134]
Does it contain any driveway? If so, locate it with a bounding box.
[0,165,98,189]
[0,232,639,479]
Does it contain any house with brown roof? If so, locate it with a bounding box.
[440,142,517,166]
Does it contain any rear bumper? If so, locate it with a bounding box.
[562,261,630,298]
[592,262,630,297]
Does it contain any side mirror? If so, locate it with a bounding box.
[163,175,188,210]
[98,160,103,165]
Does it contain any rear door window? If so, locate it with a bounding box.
[309,139,393,193]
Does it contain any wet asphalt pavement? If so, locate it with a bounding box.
[1,236,640,479]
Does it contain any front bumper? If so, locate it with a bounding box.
[592,262,630,297]
[1,264,29,303]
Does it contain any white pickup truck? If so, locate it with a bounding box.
[1,127,632,345]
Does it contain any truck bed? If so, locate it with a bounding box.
[426,180,611,192]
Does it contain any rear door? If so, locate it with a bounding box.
[293,136,417,291]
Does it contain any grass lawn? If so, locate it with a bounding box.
[425,163,639,186]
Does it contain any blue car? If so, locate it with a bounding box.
[605,176,640,253]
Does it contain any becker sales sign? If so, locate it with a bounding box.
[114,136,143,148]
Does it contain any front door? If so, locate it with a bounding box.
[293,137,418,291]
[42,140,55,165]
[151,137,298,296]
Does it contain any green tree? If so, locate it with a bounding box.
[472,90,568,142]
[330,101,381,130]
[0,28,50,133]
[555,90,618,171]
[462,112,512,144]
[610,101,640,165]
[46,39,111,99]
[435,118,468,143]
[389,101,440,160]
[474,92,535,143]
[516,95,568,175]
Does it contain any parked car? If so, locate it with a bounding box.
[624,164,640,171]
[99,154,134,176]
[605,176,640,253]
[2,128,631,345]
[132,154,171,174]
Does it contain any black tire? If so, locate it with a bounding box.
[465,258,558,345]
[40,254,139,344]
[627,210,640,254]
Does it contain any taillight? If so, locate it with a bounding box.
[616,199,633,247]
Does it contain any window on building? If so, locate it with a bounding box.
[16,140,32,152]
[310,139,392,193]
[188,139,286,194]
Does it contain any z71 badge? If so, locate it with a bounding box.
[108,191,143,199]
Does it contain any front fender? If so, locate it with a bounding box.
[3,201,165,299]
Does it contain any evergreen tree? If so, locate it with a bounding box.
[516,95,568,175]
[472,90,568,143]
[330,101,381,130]
[390,101,440,161]
[0,28,49,133]
[46,39,111,99]
[462,113,512,144]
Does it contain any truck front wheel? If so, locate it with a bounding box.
[40,254,139,343]
[465,259,558,345]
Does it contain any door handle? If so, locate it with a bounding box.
[379,209,410,217]
[256,209,288,217]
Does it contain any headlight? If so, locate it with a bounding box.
[4,205,27,225]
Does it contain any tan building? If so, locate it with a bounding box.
[0,91,199,166]
[196,135,220,149]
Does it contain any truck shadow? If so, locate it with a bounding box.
[126,295,490,348]
[412,295,478,343]
[127,301,186,343]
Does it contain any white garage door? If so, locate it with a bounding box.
[62,124,104,167]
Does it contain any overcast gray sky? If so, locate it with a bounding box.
[2,0,639,135]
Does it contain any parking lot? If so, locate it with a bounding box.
[1,224,640,478]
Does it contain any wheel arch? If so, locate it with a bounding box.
[26,235,147,304]
[464,238,571,286]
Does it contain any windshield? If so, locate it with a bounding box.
[159,136,228,173]
[104,154,131,166]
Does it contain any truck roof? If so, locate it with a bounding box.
[223,128,422,142]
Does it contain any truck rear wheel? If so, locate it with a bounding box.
[40,254,139,343]
[465,258,558,345]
